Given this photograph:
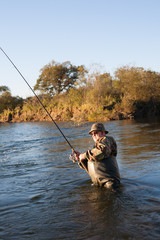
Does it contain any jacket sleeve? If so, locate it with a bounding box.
[78,137,115,166]
[81,137,112,162]
[91,138,112,160]
[78,159,88,170]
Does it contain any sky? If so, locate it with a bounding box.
[0,0,160,98]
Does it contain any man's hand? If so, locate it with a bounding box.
[72,150,81,161]
[72,150,86,162]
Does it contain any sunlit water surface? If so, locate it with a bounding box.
[0,120,160,239]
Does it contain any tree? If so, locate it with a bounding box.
[0,85,23,113]
[85,71,113,107]
[140,70,160,101]
[0,85,10,94]
[34,61,87,96]
[113,66,160,115]
[114,66,160,102]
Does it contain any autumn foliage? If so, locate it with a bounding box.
[1,62,160,123]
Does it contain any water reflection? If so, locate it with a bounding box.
[68,177,160,239]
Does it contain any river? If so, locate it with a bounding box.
[0,120,160,240]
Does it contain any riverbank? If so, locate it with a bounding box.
[1,98,159,124]
[1,84,160,124]
[0,105,132,123]
[1,65,160,124]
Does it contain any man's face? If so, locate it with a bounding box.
[91,131,105,142]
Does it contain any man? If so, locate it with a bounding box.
[74,123,120,189]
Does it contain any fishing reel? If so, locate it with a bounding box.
[69,154,77,163]
[69,149,80,163]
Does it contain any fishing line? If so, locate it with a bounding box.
[0,47,74,151]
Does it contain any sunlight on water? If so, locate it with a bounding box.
[0,120,160,239]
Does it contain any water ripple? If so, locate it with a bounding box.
[0,120,160,239]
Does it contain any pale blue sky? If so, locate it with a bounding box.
[0,0,160,98]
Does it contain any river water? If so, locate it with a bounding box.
[0,120,160,240]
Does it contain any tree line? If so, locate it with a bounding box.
[1,60,160,122]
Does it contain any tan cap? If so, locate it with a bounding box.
[89,123,109,135]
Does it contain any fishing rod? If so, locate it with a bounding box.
[0,47,76,155]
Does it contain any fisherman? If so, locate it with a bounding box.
[74,123,120,189]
